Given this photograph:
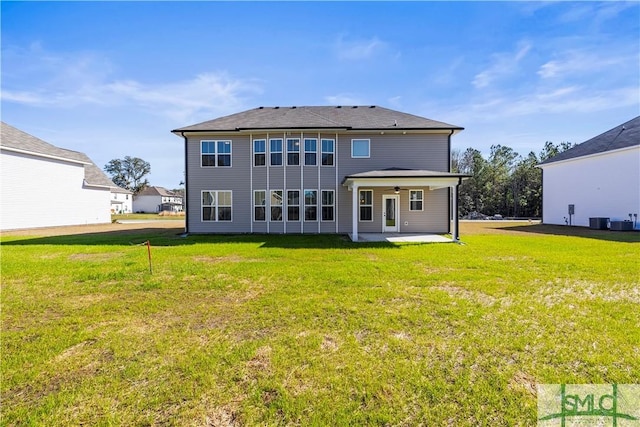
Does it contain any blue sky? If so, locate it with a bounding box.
[2,1,638,189]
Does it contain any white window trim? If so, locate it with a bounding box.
[321,138,335,167]
[201,140,232,168]
[286,138,301,166]
[321,190,335,222]
[304,189,318,222]
[253,139,266,168]
[359,189,373,222]
[287,190,301,222]
[201,190,233,222]
[254,190,266,222]
[304,138,318,166]
[409,189,424,212]
[270,138,284,167]
[351,139,370,159]
[270,189,284,222]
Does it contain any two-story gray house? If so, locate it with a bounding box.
[172,106,468,241]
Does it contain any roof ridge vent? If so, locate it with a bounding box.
[291,106,297,109]
[369,105,376,108]
[274,106,280,109]
[258,106,264,109]
[336,106,342,108]
[352,106,358,108]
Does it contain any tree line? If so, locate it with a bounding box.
[452,141,573,218]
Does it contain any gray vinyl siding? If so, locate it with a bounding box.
[186,134,251,233]
[186,131,451,234]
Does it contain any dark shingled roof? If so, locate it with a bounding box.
[540,116,640,165]
[172,106,463,133]
[1,122,116,188]
[137,186,182,198]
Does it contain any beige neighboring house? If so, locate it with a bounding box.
[133,186,183,213]
[110,186,133,214]
[1,122,115,230]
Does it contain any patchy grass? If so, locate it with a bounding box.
[1,223,638,425]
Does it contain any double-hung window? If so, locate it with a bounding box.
[359,190,373,221]
[287,138,300,166]
[254,190,266,221]
[253,139,266,167]
[270,139,283,166]
[409,190,423,211]
[321,190,334,221]
[202,190,232,221]
[270,190,283,221]
[304,139,317,166]
[304,190,317,221]
[287,190,300,221]
[201,140,232,167]
[351,139,370,158]
[321,139,335,166]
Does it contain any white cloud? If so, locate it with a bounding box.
[324,93,366,105]
[472,42,532,89]
[335,35,387,60]
[1,45,262,123]
[538,50,636,79]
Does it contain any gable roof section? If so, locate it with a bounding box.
[137,186,181,198]
[540,116,640,165]
[172,106,463,133]
[1,122,116,188]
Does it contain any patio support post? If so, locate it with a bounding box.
[452,184,459,241]
[352,184,359,242]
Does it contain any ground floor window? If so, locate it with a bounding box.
[271,190,283,221]
[359,190,373,221]
[321,190,334,221]
[254,190,266,221]
[202,190,232,221]
[409,190,424,211]
[304,190,317,221]
[287,190,300,221]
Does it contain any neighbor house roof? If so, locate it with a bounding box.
[137,186,181,198]
[1,122,116,188]
[172,106,463,133]
[539,116,640,165]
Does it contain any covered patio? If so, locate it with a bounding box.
[342,168,470,242]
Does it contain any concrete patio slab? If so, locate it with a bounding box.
[349,233,453,243]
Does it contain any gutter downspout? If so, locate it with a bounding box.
[180,132,189,234]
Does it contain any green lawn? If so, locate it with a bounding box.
[112,213,185,221]
[2,224,639,425]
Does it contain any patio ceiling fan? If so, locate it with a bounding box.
[383,186,408,194]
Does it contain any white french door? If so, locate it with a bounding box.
[382,195,400,232]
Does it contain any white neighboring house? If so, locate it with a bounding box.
[1,122,116,230]
[110,186,133,214]
[133,186,183,213]
[538,116,640,229]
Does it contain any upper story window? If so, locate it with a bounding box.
[287,138,300,166]
[304,138,317,166]
[351,139,370,158]
[253,139,266,167]
[409,190,423,211]
[201,140,232,167]
[321,139,335,166]
[270,139,283,166]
